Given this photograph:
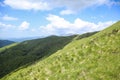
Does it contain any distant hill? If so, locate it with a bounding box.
[1,21,120,80]
[6,36,42,42]
[0,40,15,48]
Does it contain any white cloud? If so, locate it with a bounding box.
[0,22,15,30]
[2,15,18,21]
[60,10,75,15]
[4,0,118,14]
[39,14,115,36]
[4,0,50,11]
[46,14,71,29]
[18,21,30,30]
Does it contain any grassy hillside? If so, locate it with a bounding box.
[0,40,15,48]
[0,35,78,78]
[1,21,120,80]
[0,32,97,79]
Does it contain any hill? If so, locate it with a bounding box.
[1,21,120,80]
[0,32,97,78]
[0,40,15,48]
[0,35,75,78]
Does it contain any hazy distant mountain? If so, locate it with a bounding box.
[0,40,15,48]
[7,36,43,42]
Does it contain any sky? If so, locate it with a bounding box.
[0,0,120,39]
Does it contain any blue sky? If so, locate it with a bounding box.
[0,0,120,39]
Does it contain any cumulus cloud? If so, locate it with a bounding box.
[18,21,30,30]
[39,14,115,36]
[2,15,18,21]
[4,0,118,14]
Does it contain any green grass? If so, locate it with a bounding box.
[0,35,77,78]
[0,43,18,53]
[1,21,120,80]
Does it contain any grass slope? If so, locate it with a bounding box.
[0,43,18,53]
[1,21,120,80]
[0,35,78,78]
